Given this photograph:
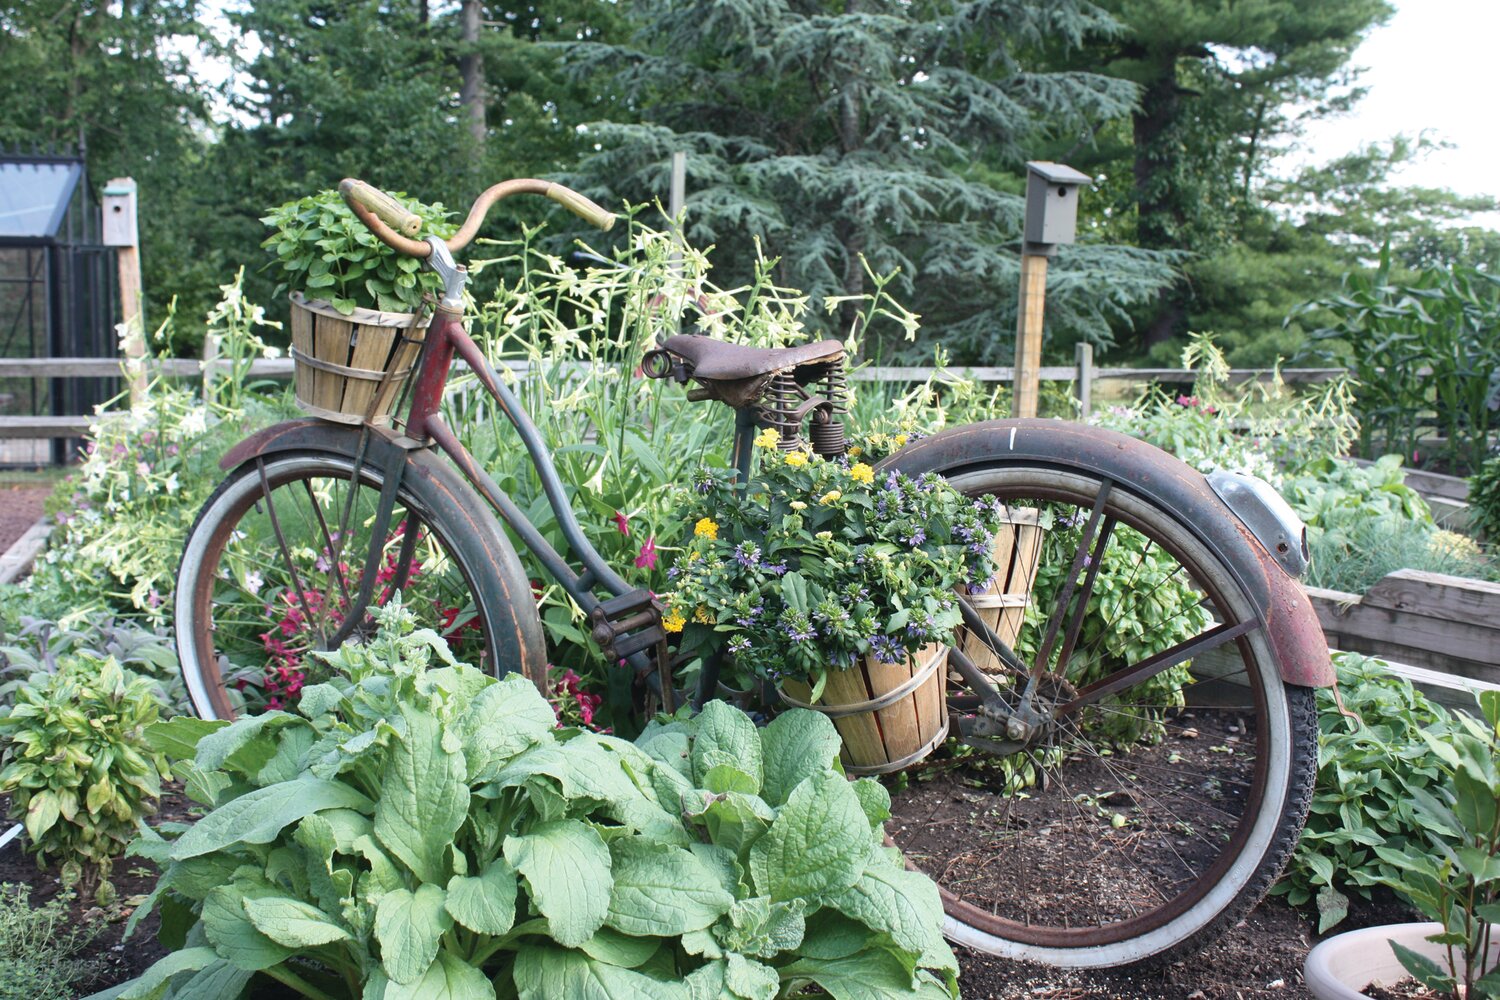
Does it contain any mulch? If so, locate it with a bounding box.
[0,483,51,555]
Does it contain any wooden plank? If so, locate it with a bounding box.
[0,358,296,378]
[0,415,114,438]
[0,515,51,585]
[1360,569,1500,626]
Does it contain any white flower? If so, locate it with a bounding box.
[243,570,264,596]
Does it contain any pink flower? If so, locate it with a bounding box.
[136,461,151,477]
[167,443,179,457]
[613,511,630,536]
[634,536,658,570]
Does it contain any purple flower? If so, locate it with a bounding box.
[728,636,751,655]
[904,528,926,547]
[868,634,904,664]
[734,542,761,569]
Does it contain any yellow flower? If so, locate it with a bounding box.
[687,550,702,562]
[754,427,780,449]
[662,608,686,633]
[894,433,908,448]
[815,530,833,541]
[847,445,863,457]
[789,500,808,511]
[818,490,842,505]
[784,451,809,468]
[849,462,874,485]
[693,605,714,624]
[694,517,719,539]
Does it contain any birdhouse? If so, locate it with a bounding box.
[1023,162,1091,254]
[101,177,138,248]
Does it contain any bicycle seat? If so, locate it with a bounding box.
[661,334,844,381]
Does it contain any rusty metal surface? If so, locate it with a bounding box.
[880,419,1335,688]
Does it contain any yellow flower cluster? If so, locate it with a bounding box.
[694,517,719,539]
[818,490,842,505]
[784,451,809,468]
[849,462,874,485]
[754,427,780,449]
[662,608,686,633]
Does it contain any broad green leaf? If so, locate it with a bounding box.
[242,895,351,947]
[513,946,689,1000]
[461,673,557,782]
[446,859,518,936]
[297,683,345,718]
[638,732,692,781]
[797,910,877,960]
[161,959,252,999]
[760,710,842,806]
[374,705,469,883]
[256,725,318,785]
[605,838,735,937]
[578,926,661,969]
[683,961,727,1000]
[725,953,779,1000]
[828,863,943,958]
[201,883,294,971]
[144,718,229,761]
[684,789,774,860]
[749,771,869,903]
[503,819,612,947]
[25,789,60,841]
[691,700,762,794]
[171,778,372,860]
[1315,884,1350,933]
[720,896,807,959]
[376,884,453,986]
[117,946,217,999]
[1389,941,1455,993]
[852,780,891,829]
[781,950,951,999]
[195,711,301,773]
[384,951,496,1000]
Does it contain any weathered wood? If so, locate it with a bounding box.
[1011,253,1048,418]
[0,415,116,438]
[1359,569,1500,627]
[0,515,52,585]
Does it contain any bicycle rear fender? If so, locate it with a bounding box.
[220,418,548,684]
[881,419,1334,688]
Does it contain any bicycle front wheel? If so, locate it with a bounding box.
[881,428,1318,969]
[176,449,546,719]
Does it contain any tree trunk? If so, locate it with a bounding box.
[1133,67,1186,348]
[459,0,486,164]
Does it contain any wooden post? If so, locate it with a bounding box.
[1074,341,1093,420]
[669,151,686,221]
[102,178,145,404]
[1012,253,1048,418]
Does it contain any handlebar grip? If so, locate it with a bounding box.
[339,179,422,237]
[545,184,617,232]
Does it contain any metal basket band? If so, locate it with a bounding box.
[290,347,415,383]
[843,715,952,775]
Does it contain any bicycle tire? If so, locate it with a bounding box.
[176,450,546,720]
[881,425,1318,969]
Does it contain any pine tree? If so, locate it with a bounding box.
[563,0,1176,362]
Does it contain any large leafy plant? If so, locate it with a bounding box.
[262,189,457,315]
[105,606,958,999]
[1376,691,1500,1000]
[667,438,1002,694]
[0,654,167,900]
[1275,653,1461,931]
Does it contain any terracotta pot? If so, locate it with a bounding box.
[1303,921,1500,999]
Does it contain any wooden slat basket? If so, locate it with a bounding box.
[288,293,430,424]
[958,506,1047,672]
[781,644,950,775]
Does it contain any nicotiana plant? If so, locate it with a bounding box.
[97,604,958,999]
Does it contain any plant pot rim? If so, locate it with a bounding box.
[1304,920,1500,1000]
[289,291,422,328]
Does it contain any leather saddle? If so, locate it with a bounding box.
[658,334,845,408]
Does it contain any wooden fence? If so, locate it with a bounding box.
[0,350,1348,441]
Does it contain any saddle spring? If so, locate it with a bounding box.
[761,366,849,459]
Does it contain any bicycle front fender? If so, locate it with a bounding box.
[880,419,1335,689]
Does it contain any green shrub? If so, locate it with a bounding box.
[0,654,168,898]
[1274,652,1460,931]
[0,883,102,1000]
[112,605,958,999]
[1471,454,1500,542]
[0,612,188,715]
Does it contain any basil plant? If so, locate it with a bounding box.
[94,605,958,999]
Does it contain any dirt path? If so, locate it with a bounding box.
[0,484,51,555]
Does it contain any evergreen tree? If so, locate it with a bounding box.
[564,0,1176,362]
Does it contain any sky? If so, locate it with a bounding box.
[1293,0,1500,213]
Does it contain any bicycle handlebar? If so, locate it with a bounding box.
[338,178,617,260]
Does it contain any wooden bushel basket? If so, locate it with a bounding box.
[288,293,430,424]
[781,644,950,775]
[958,507,1046,672]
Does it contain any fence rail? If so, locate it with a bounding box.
[0,353,1351,442]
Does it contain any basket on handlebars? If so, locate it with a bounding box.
[288,292,430,424]
[956,507,1047,673]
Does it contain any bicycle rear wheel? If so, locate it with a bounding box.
[881,430,1318,969]
[176,450,545,719]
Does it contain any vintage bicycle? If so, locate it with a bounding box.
[174,177,1332,970]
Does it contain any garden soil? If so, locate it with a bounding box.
[0,484,49,554]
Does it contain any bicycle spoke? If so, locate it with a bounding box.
[1032,481,1113,673]
[1059,619,1260,715]
[256,460,326,648]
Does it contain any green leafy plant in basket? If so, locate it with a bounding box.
[1375,691,1500,999]
[665,431,1004,697]
[261,189,457,316]
[98,603,959,999]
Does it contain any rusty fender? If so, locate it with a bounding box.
[883,419,1334,688]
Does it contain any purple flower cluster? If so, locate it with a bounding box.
[868,633,905,664]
